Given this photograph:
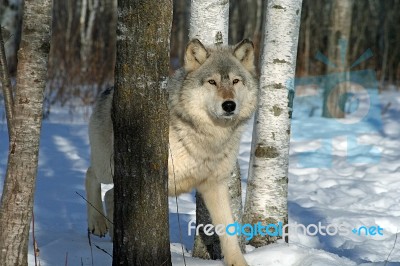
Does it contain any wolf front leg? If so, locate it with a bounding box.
[85,166,108,237]
[198,180,248,266]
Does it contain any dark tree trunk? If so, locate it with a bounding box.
[112,0,173,265]
[192,192,222,260]
[0,0,52,265]
[170,0,190,70]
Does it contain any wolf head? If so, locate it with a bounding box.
[169,39,258,127]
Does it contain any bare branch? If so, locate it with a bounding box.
[0,26,15,140]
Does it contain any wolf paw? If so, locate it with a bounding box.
[226,262,249,266]
[225,256,249,266]
[88,214,108,237]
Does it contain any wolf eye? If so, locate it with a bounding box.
[208,80,216,85]
[233,79,240,84]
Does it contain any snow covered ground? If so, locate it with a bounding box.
[1,87,400,265]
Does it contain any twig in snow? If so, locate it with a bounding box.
[94,244,112,258]
[384,230,398,266]
[87,229,94,266]
[32,210,40,266]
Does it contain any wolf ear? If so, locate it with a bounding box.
[234,39,255,73]
[184,39,209,72]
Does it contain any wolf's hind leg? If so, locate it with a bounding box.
[198,181,248,266]
[104,188,114,240]
[86,166,108,237]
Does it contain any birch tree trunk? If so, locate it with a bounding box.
[189,0,245,259]
[189,0,229,45]
[0,0,52,265]
[322,0,354,118]
[112,0,172,265]
[243,0,302,247]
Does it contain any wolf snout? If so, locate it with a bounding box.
[222,101,236,114]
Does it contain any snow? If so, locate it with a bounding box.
[1,89,400,265]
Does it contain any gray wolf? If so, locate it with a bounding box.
[85,39,258,266]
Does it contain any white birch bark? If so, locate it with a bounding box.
[189,0,229,45]
[243,0,302,247]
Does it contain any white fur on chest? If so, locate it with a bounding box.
[168,118,242,195]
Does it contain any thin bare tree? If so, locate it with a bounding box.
[0,0,52,265]
[0,26,14,138]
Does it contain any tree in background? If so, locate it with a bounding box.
[112,0,172,265]
[321,0,354,118]
[79,0,100,73]
[5,0,395,114]
[243,0,302,247]
[229,0,265,68]
[0,0,52,265]
[170,0,191,70]
[0,0,23,76]
[229,0,261,44]
[47,0,116,110]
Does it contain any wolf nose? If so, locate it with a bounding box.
[222,101,236,113]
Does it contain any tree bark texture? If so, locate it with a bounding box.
[112,0,172,265]
[0,0,52,265]
[243,0,302,247]
[189,0,229,45]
